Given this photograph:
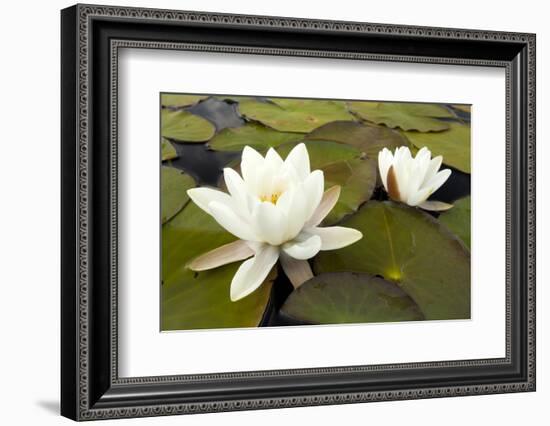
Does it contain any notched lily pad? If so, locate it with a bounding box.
[161,109,216,142]
[162,202,274,330]
[403,121,471,173]
[314,201,470,320]
[161,94,208,108]
[238,98,356,133]
[305,121,410,158]
[280,272,424,325]
[348,101,454,132]
[208,122,304,152]
[161,166,195,224]
[439,196,471,249]
[161,138,178,161]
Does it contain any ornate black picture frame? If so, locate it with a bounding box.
[61,3,536,421]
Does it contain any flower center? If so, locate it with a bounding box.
[260,191,282,204]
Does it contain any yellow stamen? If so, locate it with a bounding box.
[260,192,281,204]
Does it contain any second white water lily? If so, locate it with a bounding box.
[378,146,453,211]
[186,143,363,302]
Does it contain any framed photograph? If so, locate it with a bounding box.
[61,4,536,421]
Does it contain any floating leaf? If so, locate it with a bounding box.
[161,94,208,108]
[451,104,471,113]
[314,201,470,320]
[208,122,303,152]
[348,101,453,132]
[439,196,471,249]
[161,138,178,161]
[280,272,423,324]
[305,121,410,158]
[403,122,471,173]
[161,167,195,224]
[238,98,355,133]
[162,202,274,330]
[161,109,216,142]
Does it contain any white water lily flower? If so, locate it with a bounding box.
[186,143,363,301]
[378,146,453,211]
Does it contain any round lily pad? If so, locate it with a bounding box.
[161,109,216,142]
[208,122,304,152]
[314,201,470,320]
[439,196,471,250]
[280,272,423,325]
[305,121,410,158]
[162,202,274,330]
[403,121,471,173]
[161,94,208,108]
[348,101,454,132]
[161,138,178,161]
[238,98,356,133]
[161,166,195,224]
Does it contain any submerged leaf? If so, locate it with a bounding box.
[280,272,423,324]
[348,101,454,132]
[161,109,216,142]
[314,201,470,320]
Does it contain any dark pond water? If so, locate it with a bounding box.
[165,99,471,327]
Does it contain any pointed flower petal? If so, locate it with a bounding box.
[305,185,341,227]
[208,201,258,242]
[187,240,254,271]
[282,234,322,260]
[279,253,313,289]
[308,226,363,250]
[284,142,310,181]
[187,187,233,214]
[230,244,279,301]
[418,200,454,211]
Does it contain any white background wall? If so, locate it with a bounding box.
[0,0,546,424]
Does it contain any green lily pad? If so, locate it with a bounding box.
[275,141,376,224]
[162,202,274,330]
[452,104,471,113]
[304,121,410,158]
[161,109,216,142]
[314,201,470,320]
[238,98,355,133]
[161,94,208,108]
[208,122,304,152]
[348,101,454,132]
[439,196,471,250]
[161,138,178,161]
[403,121,471,173]
[280,272,423,325]
[161,167,195,224]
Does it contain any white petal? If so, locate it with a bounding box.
[282,234,322,260]
[276,186,308,241]
[421,155,443,187]
[279,253,313,289]
[265,147,284,170]
[284,142,310,181]
[305,186,341,227]
[406,187,432,206]
[187,187,233,214]
[418,200,454,211]
[208,201,258,241]
[223,167,252,218]
[308,226,363,250]
[230,244,279,301]
[241,146,265,185]
[302,170,324,221]
[252,201,287,245]
[378,148,393,189]
[423,168,451,193]
[187,240,254,271]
